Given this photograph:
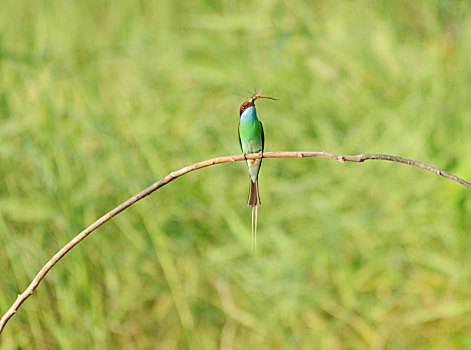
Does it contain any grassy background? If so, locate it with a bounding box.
[1,0,471,348]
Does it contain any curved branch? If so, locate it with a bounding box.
[1,151,470,333]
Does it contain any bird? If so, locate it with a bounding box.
[238,89,277,252]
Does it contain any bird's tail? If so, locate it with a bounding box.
[248,179,260,253]
[251,206,258,253]
[247,178,261,207]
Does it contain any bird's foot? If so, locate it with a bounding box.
[243,153,248,161]
[259,151,263,159]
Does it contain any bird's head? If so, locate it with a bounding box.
[239,89,277,116]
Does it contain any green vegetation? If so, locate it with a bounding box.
[2,0,471,348]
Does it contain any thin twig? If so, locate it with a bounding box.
[1,151,470,334]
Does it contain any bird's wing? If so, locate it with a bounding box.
[260,121,265,152]
[238,127,243,152]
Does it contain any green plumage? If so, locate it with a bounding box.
[238,105,264,207]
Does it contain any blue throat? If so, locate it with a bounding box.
[240,106,258,121]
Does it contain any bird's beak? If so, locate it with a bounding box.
[254,89,278,101]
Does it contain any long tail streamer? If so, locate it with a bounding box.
[251,206,258,253]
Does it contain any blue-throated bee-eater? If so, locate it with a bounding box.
[238,90,277,252]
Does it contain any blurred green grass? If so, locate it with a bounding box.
[2,0,471,348]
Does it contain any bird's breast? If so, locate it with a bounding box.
[239,119,262,154]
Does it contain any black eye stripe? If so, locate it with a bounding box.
[240,103,251,114]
